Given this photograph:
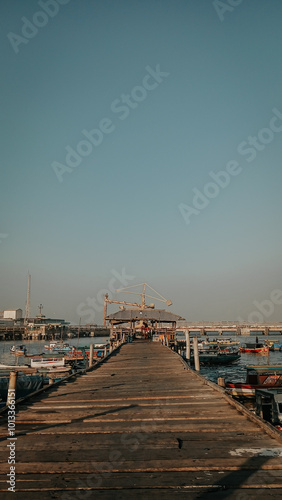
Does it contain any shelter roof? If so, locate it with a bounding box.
[106,308,185,323]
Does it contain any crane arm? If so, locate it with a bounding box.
[105,299,141,308]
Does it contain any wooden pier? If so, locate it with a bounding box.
[1,340,282,498]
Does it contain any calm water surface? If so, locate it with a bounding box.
[1,335,282,386]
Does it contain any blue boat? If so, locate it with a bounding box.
[52,343,74,353]
[271,342,282,351]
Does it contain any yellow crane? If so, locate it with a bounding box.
[103,283,172,326]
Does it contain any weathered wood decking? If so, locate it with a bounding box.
[1,340,282,499]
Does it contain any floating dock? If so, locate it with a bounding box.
[1,340,282,498]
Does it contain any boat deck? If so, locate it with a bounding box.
[1,340,282,498]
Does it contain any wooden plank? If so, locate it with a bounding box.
[1,444,282,463]
[2,457,282,474]
[1,469,282,490]
[1,489,282,500]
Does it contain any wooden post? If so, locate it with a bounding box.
[89,344,94,367]
[185,330,190,360]
[218,377,226,388]
[104,346,107,357]
[193,336,200,372]
[7,371,17,404]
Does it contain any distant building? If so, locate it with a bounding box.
[3,309,23,320]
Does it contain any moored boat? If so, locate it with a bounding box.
[10,345,27,355]
[44,341,61,350]
[239,342,269,354]
[225,365,282,399]
[190,346,241,365]
[255,388,282,428]
[30,357,66,368]
[65,344,110,361]
[52,343,74,353]
[269,341,282,351]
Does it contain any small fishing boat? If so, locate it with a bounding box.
[211,338,240,348]
[52,343,74,353]
[239,342,269,354]
[65,344,109,362]
[37,366,72,378]
[269,342,282,351]
[225,365,282,399]
[255,388,282,428]
[44,340,61,350]
[190,346,241,365]
[30,357,66,368]
[10,345,27,355]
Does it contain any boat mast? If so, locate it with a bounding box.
[24,273,31,325]
[141,283,146,309]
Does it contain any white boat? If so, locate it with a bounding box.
[30,357,65,368]
[44,341,61,349]
[37,366,72,374]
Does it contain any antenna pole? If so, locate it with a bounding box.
[24,273,31,325]
[38,304,43,319]
[104,294,108,327]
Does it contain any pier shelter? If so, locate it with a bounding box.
[106,308,185,343]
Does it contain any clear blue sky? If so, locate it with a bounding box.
[1,0,282,324]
